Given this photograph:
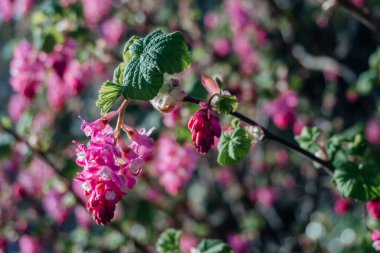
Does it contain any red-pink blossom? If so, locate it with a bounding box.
[0,0,33,21]
[265,90,299,129]
[373,229,380,251]
[43,188,72,224]
[334,198,351,216]
[228,233,251,253]
[82,0,113,28]
[180,234,198,253]
[74,115,154,224]
[213,38,231,57]
[249,187,278,208]
[367,200,380,220]
[188,108,221,154]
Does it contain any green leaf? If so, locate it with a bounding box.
[40,29,64,53]
[214,95,238,115]
[334,161,380,201]
[295,127,321,153]
[96,81,122,115]
[112,63,126,86]
[217,127,251,165]
[355,70,377,96]
[122,30,191,100]
[197,239,233,253]
[156,229,182,253]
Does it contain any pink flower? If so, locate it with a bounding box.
[213,38,231,57]
[352,0,365,7]
[217,167,235,188]
[367,200,380,220]
[0,0,33,21]
[74,115,154,224]
[249,187,277,208]
[180,234,198,253]
[7,94,31,122]
[188,108,221,154]
[43,189,71,224]
[366,119,380,144]
[101,18,126,46]
[18,158,54,197]
[228,233,251,253]
[334,198,351,216]
[152,135,198,195]
[82,0,113,28]
[265,90,298,129]
[373,229,380,251]
[163,105,181,127]
[204,11,220,30]
[10,40,44,99]
[19,235,41,253]
[75,206,92,228]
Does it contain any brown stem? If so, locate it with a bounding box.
[183,95,335,175]
[335,0,380,34]
[114,99,130,138]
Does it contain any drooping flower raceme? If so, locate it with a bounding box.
[73,115,154,225]
[188,107,221,154]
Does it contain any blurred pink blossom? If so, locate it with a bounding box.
[60,0,77,7]
[19,235,41,253]
[228,233,251,253]
[152,135,198,195]
[10,40,44,99]
[101,18,126,46]
[7,94,31,123]
[82,0,113,28]
[163,105,181,128]
[352,0,365,7]
[373,229,380,251]
[334,198,351,216]
[0,0,33,21]
[366,119,380,144]
[204,11,220,30]
[213,38,231,57]
[217,167,235,188]
[265,90,298,129]
[43,189,71,224]
[74,206,92,228]
[249,187,277,208]
[180,234,198,253]
[367,199,380,220]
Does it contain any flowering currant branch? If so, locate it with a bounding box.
[183,95,335,175]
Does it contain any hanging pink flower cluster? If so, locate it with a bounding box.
[188,107,221,154]
[152,135,198,195]
[0,0,33,22]
[264,90,299,130]
[367,199,380,220]
[73,115,154,225]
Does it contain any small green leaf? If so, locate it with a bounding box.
[156,229,182,253]
[96,81,122,115]
[113,63,126,86]
[217,127,251,165]
[122,30,191,100]
[295,127,321,153]
[214,95,238,115]
[197,239,233,253]
[40,29,64,53]
[334,161,380,201]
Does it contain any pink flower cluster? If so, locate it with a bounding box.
[8,39,92,121]
[0,0,33,22]
[152,135,198,195]
[373,229,380,251]
[188,107,221,154]
[249,186,278,208]
[74,115,154,225]
[264,90,299,130]
[226,0,267,74]
[82,0,113,28]
[228,233,252,253]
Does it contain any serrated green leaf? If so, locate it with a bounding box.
[156,229,182,253]
[113,63,126,86]
[197,239,233,253]
[214,95,238,115]
[217,127,251,165]
[334,161,380,201]
[122,30,191,100]
[96,81,122,115]
[355,70,377,96]
[295,127,321,153]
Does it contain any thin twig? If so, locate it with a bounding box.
[183,95,335,175]
[335,0,380,34]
